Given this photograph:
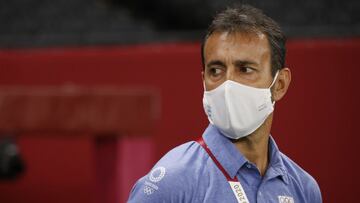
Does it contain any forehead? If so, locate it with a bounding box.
[203,31,271,66]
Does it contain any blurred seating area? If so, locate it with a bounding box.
[0,1,359,202]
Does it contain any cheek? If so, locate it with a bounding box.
[204,77,224,91]
[232,72,260,85]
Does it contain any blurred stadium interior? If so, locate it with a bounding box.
[0,0,359,47]
[0,0,359,203]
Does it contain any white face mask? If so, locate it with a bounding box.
[203,72,279,139]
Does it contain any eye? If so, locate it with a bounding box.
[208,67,223,77]
[239,66,255,73]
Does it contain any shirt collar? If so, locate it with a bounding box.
[202,124,247,179]
[202,124,288,184]
[267,136,289,184]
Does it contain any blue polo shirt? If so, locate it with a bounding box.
[128,125,322,203]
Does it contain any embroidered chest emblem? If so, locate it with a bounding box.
[278,195,294,203]
[143,166,166,195]
[149,166,166,183]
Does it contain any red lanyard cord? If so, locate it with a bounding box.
[196,137,238,182]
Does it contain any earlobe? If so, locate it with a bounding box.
[273,68,291,101]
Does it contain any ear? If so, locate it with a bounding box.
[272,68,291,102]
[201,71,205,81]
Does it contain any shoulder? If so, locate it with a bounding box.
[280,152,322,202]
[128,141,208,203]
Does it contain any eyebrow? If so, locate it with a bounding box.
[206,60,225,68]
[206,59,259,68]
[234,59,259,67]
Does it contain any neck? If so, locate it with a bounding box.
[233,115,273,176]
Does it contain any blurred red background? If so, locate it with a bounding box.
[0,39,359,202]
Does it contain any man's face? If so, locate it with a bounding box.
[203,31,274,91]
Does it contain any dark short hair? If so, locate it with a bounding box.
[201,4,286,77]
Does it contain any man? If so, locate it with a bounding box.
[128,4,322,203]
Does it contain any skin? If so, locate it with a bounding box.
[202,31,291,176]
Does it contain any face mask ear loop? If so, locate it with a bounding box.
[270,71,280,105]
[269,71,280,89]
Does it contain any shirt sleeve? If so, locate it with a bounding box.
[127,165,191,203]
[127,142,200,203]
[306,176,322,203]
